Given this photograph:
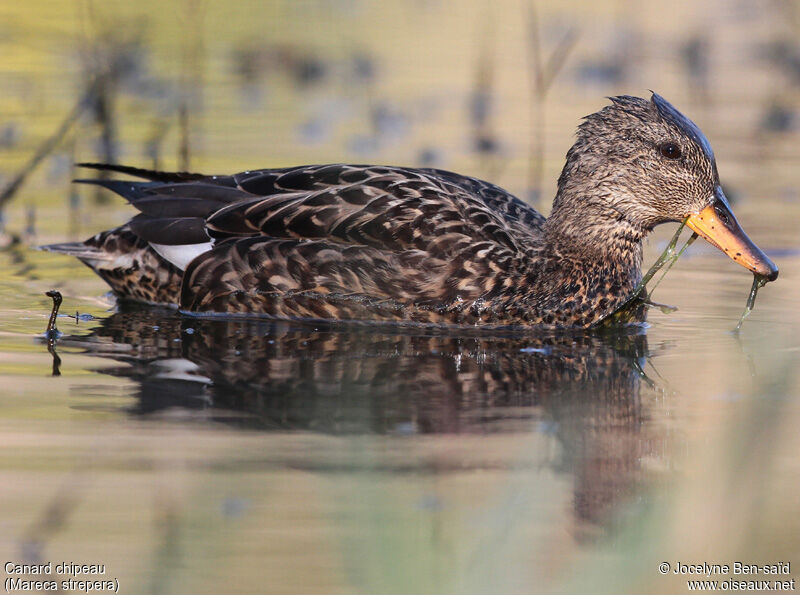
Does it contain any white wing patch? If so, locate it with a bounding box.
[150,242,213,270]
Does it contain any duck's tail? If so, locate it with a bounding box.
[75,162,207,183]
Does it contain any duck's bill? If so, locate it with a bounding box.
[685,197,778,281]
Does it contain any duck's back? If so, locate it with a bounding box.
[44,163,546,323]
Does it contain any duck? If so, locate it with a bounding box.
[42,93,778,328]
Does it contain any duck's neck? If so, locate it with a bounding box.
[543,198,646,267]
[532,195,647,326]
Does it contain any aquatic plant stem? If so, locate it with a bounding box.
[602,219,696,324]
[629,218,690,302]
[735,274,768,332]
[648,231,699,295]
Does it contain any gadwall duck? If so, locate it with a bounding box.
[43,93,777,328]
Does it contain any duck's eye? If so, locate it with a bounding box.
[659,142,682,159]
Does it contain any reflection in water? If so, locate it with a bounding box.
[51,307,661,534]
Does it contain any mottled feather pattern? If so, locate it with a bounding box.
[45,162,648,327]
[45,95,728,328]
[180,235,525,323]
[44,225,184,305]
[206,167,526,254]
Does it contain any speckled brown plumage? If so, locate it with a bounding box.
[43,225,183,305]
[42,93,744,328]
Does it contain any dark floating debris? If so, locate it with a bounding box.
[44,290,63,377]
[45,290,62,340]
[41,291,93,374]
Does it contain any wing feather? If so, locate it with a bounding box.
[204,168,532,257]
[65,163,544,318]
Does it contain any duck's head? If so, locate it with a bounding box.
[552,93,778,281]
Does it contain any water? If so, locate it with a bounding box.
[2,0,800,593]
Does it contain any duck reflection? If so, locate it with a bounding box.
[57,307,660,534]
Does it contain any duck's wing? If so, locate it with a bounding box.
[75,163,543,253]
[231,164,546,236]
[201,165,536,256]
[220,164,546,236]
[180,167,534,317]
[420,168,546,235]
[71,164,538,317]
